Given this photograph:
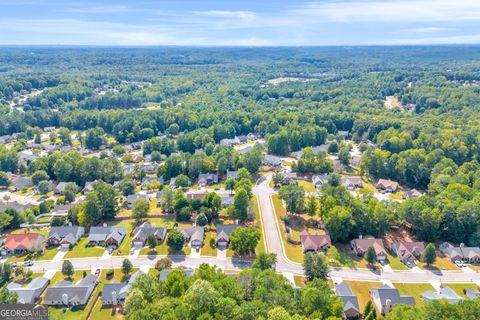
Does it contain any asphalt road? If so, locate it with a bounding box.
[25,172,480,284]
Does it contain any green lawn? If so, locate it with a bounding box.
[392,282,434,306]
[36,216,51,223]
[387,254,409,270]
[252,196,266,255]
[33,247,59,261]
[294,275,306,287]
[50,270,87,285]
[298,180,316,193]
[110,219,136,256]
[271,195,304,263]
[64,238,105,259]
[200,231,217,256]
[419,257,460,271]
[345,281,381,312]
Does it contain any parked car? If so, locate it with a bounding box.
[23,260,33,267]
[95,269,101,277]
[454,260,464,267]
[130,248,135,255]
[406,261,414,268]
[11,263,17,268]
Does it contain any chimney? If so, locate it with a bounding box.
[359,234,363,239]
[460,243,465,247]
[103,223,107,227]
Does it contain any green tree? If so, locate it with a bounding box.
[122,259,133,275]
[229,227,260,256]
[365,246,377,265]
[303,252,329,281]
[225,178,236,194]
[132,198,150,222]
[185,279,219,319]
[166,230,186,251]
[421,243,437,266]
[147,234,158,250]
[120,179,135,196]
[160,186,175,213]
[364,300,377,320]
[305,196,318,217]
[278,184,305,214]
[78,192,101,227]
[62,260,74,279]
[155,257,173,271]
[31,170,49,185]
[0,287,17,304]
[234,188,250,220]
[252,253,277,270]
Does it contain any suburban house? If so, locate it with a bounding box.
[236,145,253,155]
[101,270,144,306]
[141,177,163,190]
[126,193,151,209]
[44,275,98,306]
[350,155,362,167]
[370,284,415,315]
[442,245,480,263]
[88,226,126,247]
[82,181,98,193]
[334,282,361,319]
[185,189,209,200]
[220,137,240,147]
[7,277,49,304]
[47,226,85,249]
[4,233,45,254]
[220,194,235,208]
[177,226,204,248]
[403,189,423,199]
[376,179,399,193]
[422,286,464,304]
[54,182,78,195]
[341,176,363,191]
[390,241,425,263]
[299,230,331,253]
[280,172,298,185]
[139,162,160,174]
[132,222,167,247]
[215,224,241,248]
[198,173,219,187]
[0,201,33,213]
[159,267,194,281]
[351,236,388,261]
[290,150,303,159]
[6,173,33,190]
[263,154,282,167]
[312,175,328,189]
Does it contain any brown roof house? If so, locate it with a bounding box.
[299,230,331,253]
[376,179,399,193]
[4,233,45,254]
[351,236,387,261]
[341,176,363,191]
[403,189,424,199]
[390,241,425,263]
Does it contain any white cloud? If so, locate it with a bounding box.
[397,27,455,33]
[385,33,480,45]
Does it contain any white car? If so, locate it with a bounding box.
[454,260,464,267]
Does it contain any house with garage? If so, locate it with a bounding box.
[126,193,151,209]
[185,189,209,200]
[350,155,362,167]
[0,201,33,213]
[44,274,98,306]
[215,224,241,248]
[263,154,282,167]
[299,231,331,253]
[7,277,49,304]
[131,222,167,247]
[4,233,45,254]
[176,226,204,248]
[312,175,328,189]
[422,286,464,304]
[334,282,361,319]
[376,179,399,193]
[442,245,480,263]
[48,226,85,249]
[390,241,425,263]
[198,173,219,187]
[340,176,363,191]
[220,194,235,208]
[371,284,415,315]
[351,236,388,261]
[226,170,238,180]
[88,226,126,248]
[6,173,33,191]
[101,270,144,306]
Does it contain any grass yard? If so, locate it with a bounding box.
[345,280,381,312]
[387,254,409,270]
[33,247,59,261]
[50,270,87,285]
[420,257,460,271]
[110,219,136,256]
[200,232,217,256]
[12,272,43,285]
[467,263,480,272]
[294,275,306,287]
[252,195,266,255]
[443,283,479,298]
[36,216,51,223]
[271,195,304,263]
[392,282,435,306]
[298,180,316,193]
[64,238,105,259]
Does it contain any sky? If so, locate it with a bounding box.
[1,0,480,46]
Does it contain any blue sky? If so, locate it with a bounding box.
[1,0,480,46]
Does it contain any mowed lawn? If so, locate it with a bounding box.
[200,231,217,256]
[392,282,435,306]
[64,238,105,259]
[271,195,304,263]
[298,180,316,193]
[443,283,479,298]
[419,257,460,271]
[344,280,381,313]
[252,195,266,255]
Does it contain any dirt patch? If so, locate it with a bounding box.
[383,228,416,247]
[384,96,404,111]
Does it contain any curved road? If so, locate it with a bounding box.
[27,173,480,284]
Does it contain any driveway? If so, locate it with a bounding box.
[190,248,201,258]
[217,248,227,260]
[52,248,68,262]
